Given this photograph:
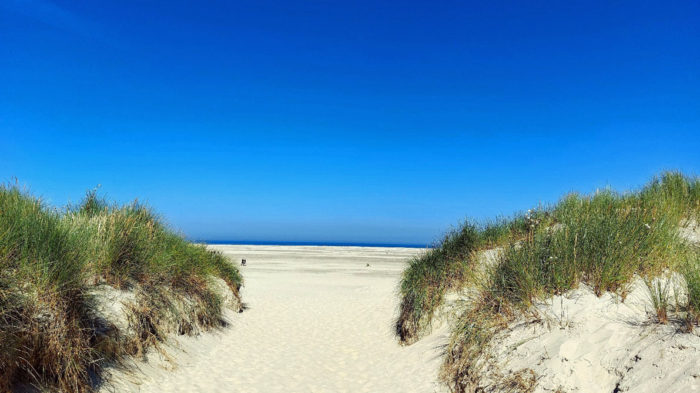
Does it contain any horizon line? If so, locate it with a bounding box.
[195,239,431,248]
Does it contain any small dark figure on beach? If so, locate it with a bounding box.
[241,258,247,266]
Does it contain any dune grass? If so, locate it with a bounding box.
[0,187,242,392]
[395,171,700,392]
[395,208,552,343]
[681,240,700,328]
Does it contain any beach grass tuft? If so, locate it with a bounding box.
[0,185,242,392]
[395,210,551,344]
[396,171,700,392]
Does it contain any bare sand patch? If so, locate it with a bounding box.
[100,245,448,393]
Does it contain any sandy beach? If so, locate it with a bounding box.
[100,245,448,393]
[95,241,700,393]
[7,2,699,392]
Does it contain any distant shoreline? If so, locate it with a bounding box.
[199,240,429,248]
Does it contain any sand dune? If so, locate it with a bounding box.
[99,243,700,393]
[100,245,448,393]
[481,278,700,392]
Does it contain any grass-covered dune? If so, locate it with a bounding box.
[395,171,700,392]
[0,187,243,392]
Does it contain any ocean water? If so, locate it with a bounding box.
[199,240,428,248]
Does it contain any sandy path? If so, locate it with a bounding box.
[102,245,447,393]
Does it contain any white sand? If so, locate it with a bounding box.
[480,277,700,393]
[473,225,700,392]
[99,243,700,393]
[100,245,448,393]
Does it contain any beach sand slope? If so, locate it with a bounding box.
[100,245,448,393]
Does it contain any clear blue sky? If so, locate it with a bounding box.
[1,1,698,245]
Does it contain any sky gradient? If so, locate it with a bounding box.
[1,1,699,245]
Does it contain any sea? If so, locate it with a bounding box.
[199,240,428,248]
